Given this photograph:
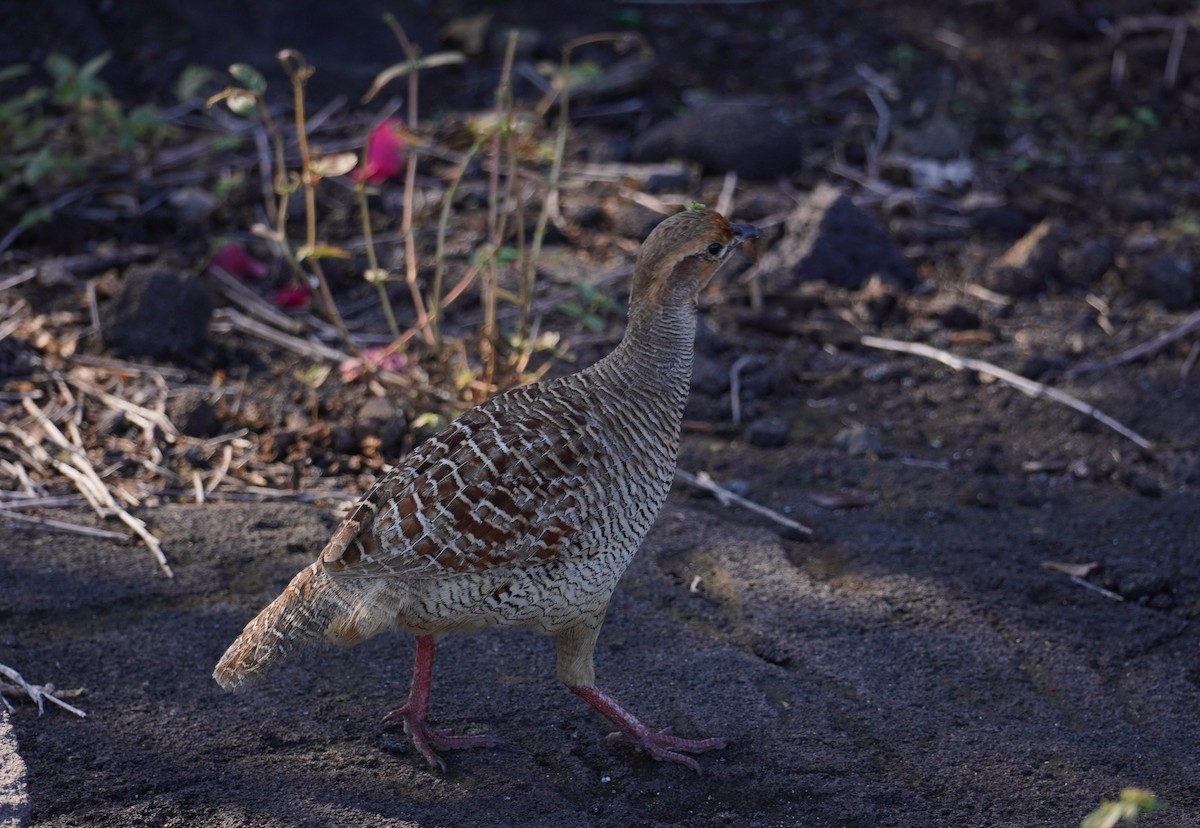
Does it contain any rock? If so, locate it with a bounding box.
[0,336,37,380]
[834,424,884,457]
[1129,257,1194,310]
[100,267,213,359]
[632,100,803,180]
[1018,353,1065,381]
[747,417,790,448]
[560,200,605,230]
[354,396,406,452]
[903,118,963,161]
[756,184,916,292]
[1061,238,1115,288]
[968,205,1033,241]
[167,390,221,438]
[168,186,217,226]
[982,218,1063,297]
[1122,470,1163,498]
[932,300,980,331]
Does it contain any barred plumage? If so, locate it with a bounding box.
[214,208,759,772]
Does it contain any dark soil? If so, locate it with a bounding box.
[3,1,1200,826]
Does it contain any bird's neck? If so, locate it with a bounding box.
[604,299,696,395]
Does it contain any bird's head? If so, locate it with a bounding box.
[631,208,760,310]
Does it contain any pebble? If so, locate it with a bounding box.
[983,218,1062,297]
[834,424,884,457]
[1130,257,1194,310]
[746,417,790,448]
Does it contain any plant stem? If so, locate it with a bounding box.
[357,181,401,340]
[278,50,358,355]
[384,14,434,346]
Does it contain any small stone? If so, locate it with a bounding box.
[1130,257,1194,310]
[934,301,980,331]
[0,336,37,379]
[167,390,221,438]
[746,417,790,448]
[355,396,406,452]
[331,426,357,454]
[1122,470,1163,498]
[968,206,1033,241]
[834,424,883,457]
[983,218,1062,297]
[1061,238,1115,288]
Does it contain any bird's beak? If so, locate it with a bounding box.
[730,224,761,247]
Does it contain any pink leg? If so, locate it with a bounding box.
[570,685,726,773]
[382,635,500,771]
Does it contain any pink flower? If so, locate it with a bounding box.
[272,284,312,310]
[339,346,409,383]
[207,242,269,280]
[353,118,407,184]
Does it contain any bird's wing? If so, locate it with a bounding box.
[319,382,605,578]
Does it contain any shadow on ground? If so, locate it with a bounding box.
[3,421,1198,826]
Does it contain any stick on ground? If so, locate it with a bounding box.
[675,468,813,536]
[861,335,1153,450]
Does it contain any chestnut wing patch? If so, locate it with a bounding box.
[322,396,599,578]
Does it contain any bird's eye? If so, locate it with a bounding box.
[706,242,724,257]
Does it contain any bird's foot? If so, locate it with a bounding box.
[606,727,726,773]
[571,685,725,773]
[382,704,501,772]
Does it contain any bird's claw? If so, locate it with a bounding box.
[382,704,501,771]
[606,726,727,773]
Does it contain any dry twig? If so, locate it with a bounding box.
[19,398,174,577]
[860,335,1153,450]
[675,468,813,536]
[0,663,87,718]
[1068,308,1200,377]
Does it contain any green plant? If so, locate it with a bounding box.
[557,283,624,333]
[1082,788,1161,828]
[0,52,167,226]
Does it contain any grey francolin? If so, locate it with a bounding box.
[213,208,759,772]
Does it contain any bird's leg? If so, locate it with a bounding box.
[570,685,727,773]
[555,619,724,773]
[382,635,500,771]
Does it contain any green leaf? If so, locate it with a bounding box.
[0,64,30,85]
[175,65,217,101]
[18,205,54,230]
[293,363,331,388]
[78,52,112,81]
[43,53,77,84]
[228,63,267,94]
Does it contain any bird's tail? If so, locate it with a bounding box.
[213,562,367,690]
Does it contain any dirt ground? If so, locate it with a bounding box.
[3,0,1200,826]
